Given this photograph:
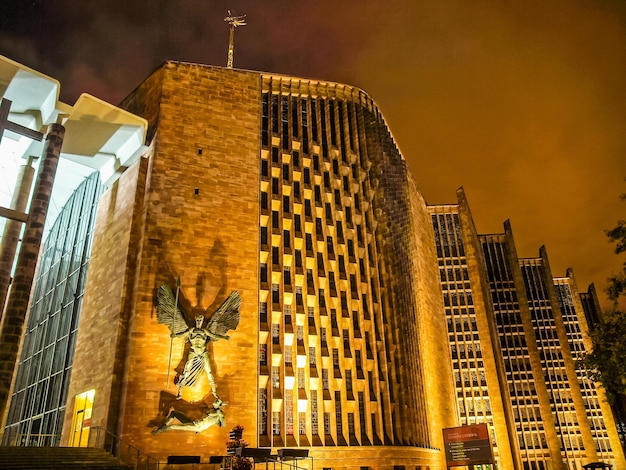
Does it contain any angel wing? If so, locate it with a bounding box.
[206,290,241,337]
[156,284,189,336]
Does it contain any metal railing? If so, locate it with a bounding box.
[89,426,159,470]
[1,431,313,470]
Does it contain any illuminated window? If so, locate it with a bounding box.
[301,99,309,153]
[311,99,318,142]
[322,369,329,390]
[348,413,355,436]
[298,369,305,389]
[358,392,366,433]
[272,367,280,389]
[272,284,279,304]
[271,96,279,133]
[346,370,353,393]
[355,350,363,377]
[324,412,331,435]
[299,412,307,435]
[311,393,319,434]
[327,236,335,256]
[259,344,267,366]
[261,93,269,146]
[285,346,292,366]
[291,99,299,139]
[335,391,342,434]
[286,394,294,435]
[272,323,280,344]
[272,412,281,435]
[338,255,346,279]
[309,347,316,366]
[259,388,268,434]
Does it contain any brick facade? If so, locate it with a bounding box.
[64,64,262,456]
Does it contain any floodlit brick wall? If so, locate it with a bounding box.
[62,156,147,443]
[407,177,457,459]
[65,63,262,456]
[122,63,262,455]
[365,112,456,454]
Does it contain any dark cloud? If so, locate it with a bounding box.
[1,0,625,307]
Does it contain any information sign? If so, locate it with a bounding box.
[443,423,494,467]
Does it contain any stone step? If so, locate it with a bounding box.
[0,446,131,469]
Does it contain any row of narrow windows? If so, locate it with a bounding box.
[259,387,393,447]
[261,91,394,166]
[478,238,617,465]
[261,361,382,402]
[433,211,500,455]
[528,283,584,454]
[481,238,538,410]
[482,240,512,282]
[258,89,416,448]
[431,213,465,258]
[554,283,614,452]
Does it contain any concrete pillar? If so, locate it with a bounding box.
[0,123,64,424]
[0,156,36,319]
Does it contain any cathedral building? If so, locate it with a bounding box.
[3,59,625,470]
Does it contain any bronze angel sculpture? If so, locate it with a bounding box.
[156,284,241,400]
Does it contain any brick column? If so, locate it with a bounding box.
[0,156,36,318]
[0,123,65,423]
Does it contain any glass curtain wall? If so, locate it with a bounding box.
[3,171,102,446]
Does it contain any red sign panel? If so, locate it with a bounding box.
[443,424,494,467]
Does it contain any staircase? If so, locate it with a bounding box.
[0,446,132,469]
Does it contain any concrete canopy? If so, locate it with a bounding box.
[0,54,147,225]
[61,93,147,185]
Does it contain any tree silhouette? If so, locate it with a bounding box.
[583,187,626,450]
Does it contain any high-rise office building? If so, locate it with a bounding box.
[428,190,625,470]
[3,60,625,470]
